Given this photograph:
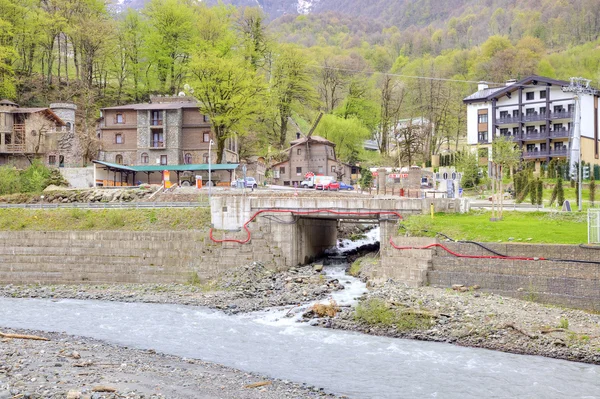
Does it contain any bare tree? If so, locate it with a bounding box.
[377,75,405,155]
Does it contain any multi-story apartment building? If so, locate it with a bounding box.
[0,100,80,168]
[464,75,600,172]
[98,95,238,167]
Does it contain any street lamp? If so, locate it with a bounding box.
[208,139,214,198]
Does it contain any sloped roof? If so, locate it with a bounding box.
[463,75,575,104]
[12,108,65,125]
[93,160,238,172]
[102,102,199,111]
[0,99,18,106]
[289,135,335,146]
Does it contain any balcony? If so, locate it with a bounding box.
[523,150,549,159]
[1,144,26,153]
[551,111,572,120]
[477,135,489,144]
[522,112,545,122]
[497,133,520,142]
[497,115,521,125]
[150,141,165,148]
[550,128,571,139]
[522,130,547,141]
[550,148,568,157]
[150,119,163,127]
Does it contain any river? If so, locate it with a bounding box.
[1,263,599,398]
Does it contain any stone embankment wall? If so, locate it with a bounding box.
[0,226,288,285]
[379,236,600,311]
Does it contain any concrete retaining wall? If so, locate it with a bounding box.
[382,237,600,311]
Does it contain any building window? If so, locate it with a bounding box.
[477,114,488,124]
[48,155,56,165]
[500,128,508,136]
[555,142,565,150]
[297,148,301,155]
[318,166,323,173]
[554,123,564,131]
[526,108,535,116]
[115,133,123,144]
[553,105,563,113]
[203,132,210,142]
[279,166,285,174]
[203,115,210,123]
[5,134,11,144]
[526,92,534,100]
[116,113,124,124]
[512,127,519,135]
[526,126,535,133]
[66,122,72,131]
[540,107,546,115]
[540,91,546,99]
[499,111,508,118]
[568,104,575,113]
[141,152,149,164]
[296,167,302,175]
[160,155,167,165]
[151,110,162,126]
[115,154,123,165]
[152,132,164,148]
[526,144,535,152]
[478,132,488,142]
[540,143,547,151]
[185,153,192,164]
[331,166,336,173]
[203,153,209,163]
[540,125,547,133]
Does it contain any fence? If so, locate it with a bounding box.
[589,208,600,244]
[0,202,209,210]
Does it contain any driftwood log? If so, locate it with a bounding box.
[0,332,49,341]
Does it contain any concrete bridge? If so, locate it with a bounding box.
[210,195,469,266]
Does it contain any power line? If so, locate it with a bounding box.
[308,65,506,85]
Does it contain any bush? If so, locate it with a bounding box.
[354,298,432,331]
[19,160,52,193]
[311,300,340,317]
[0,166,22,195]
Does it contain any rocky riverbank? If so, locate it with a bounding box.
[316,263,600,365]
[0,263,344,315]
[0,329,338,399]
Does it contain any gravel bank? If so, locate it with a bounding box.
[0,329,338,399]
[318,277,600,365]
[0,263,344,315]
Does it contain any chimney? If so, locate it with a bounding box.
[505,79,517,87]
[478,81,488,91]
[296,132,301,139]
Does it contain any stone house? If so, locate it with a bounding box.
[270,135,352,186]
[98,96,238,167]
[0,100,80,168]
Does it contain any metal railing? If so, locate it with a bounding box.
[0,201,209,209]
[151,140,165,148]
[589,209,600,244]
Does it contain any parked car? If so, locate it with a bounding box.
[338,182,354,191]
[324,180,340,191]
[315,179,333,190]
[230,177,258,188]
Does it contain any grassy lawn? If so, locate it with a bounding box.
[402,211,588,244]
[0,207,211,231]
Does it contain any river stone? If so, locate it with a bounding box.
[313,264,323,272]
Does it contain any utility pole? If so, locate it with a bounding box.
[562,77,597,211]
[208,139,214,199]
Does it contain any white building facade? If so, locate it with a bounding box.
[464,75,600,172]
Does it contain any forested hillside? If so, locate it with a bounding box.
[2,0,600,169]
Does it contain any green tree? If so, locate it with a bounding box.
[536,178,543,206]
[269,45,318,148]
[359,166,373,193]
[144,0,195,93]
[557,177,565,206]
[314,114,370,163]
[492,136,522,217]
[189,51,266,163]
[457,151,480,188]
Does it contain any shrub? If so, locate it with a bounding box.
[0,166,22,195]
[558,318,569,329]
[349,259,362,277]
[536,178,543,206]
[312,300,340,317]
[557,177,565,206]
[354,298,432,331]
[19,160,52,193]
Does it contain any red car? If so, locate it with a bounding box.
[324,180,340,191]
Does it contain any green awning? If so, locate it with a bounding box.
[93,160,239,172]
